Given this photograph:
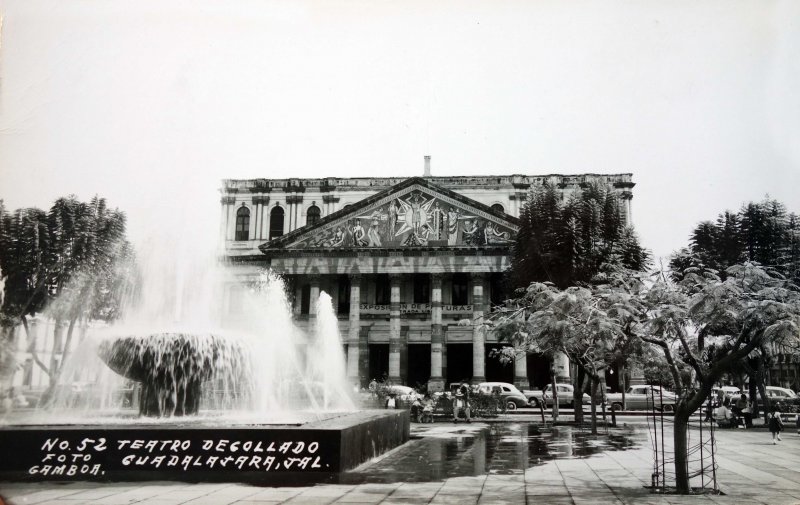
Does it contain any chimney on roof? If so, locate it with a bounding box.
[424,155,431,177]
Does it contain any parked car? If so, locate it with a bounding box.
[384,385,423,402]
[525,384,591,408]
[475,382,528,410]
[712,385,741,399]
[765,386,799,405]
[607,385,678,412]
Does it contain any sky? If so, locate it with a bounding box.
[0,0,798,259]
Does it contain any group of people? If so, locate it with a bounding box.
[709,392,754,428]
[706,389,799,444]
[378,380,475,424]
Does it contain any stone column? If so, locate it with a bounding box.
[471,273,486,383]
[621,191,633,226]
[251,196,269,240]
[285,200,294,231]
[309,276,320,321]
[388,274,402,383]
[226,198,237,240]
[219,196,233,245]
[554,351,570,383]
[347,274,361,383]
[248,202,258,241]
[428,273,445,392]
[253,198,262,240]
[514,351,530,389]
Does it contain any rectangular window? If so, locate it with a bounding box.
[375,274,390,305]
[451,273,469,305]
[413,274,430,304]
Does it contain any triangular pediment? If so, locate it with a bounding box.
[260,177,519,252]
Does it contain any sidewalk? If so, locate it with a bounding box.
[2,420,799,505]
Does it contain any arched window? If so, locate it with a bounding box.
[490,203,505,214]
[269,206,285,239]
[306,205,321,227]
[235,206,250,241]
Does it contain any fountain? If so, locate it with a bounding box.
[97,332,248,417]
[0,206,409,483]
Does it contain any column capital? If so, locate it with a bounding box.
[348,272,362,282]
[220,196,236,205]
[389,273,403,284]
[430,273,443,287]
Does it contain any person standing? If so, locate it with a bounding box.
[768,406,784,444]
[736,394,752,428]
[453,381,471,423]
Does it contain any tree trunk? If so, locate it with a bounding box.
[620,363,627,410]
[21,315,49,376]
[590,377,598,435]
[573,366,585,424]
[673,404,691,494]
[57,316,78,381]
[49,319,64,385]
[551,371,559,422]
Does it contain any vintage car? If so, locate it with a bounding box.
[475,382,528,410]
[525,383,591,409]
[607,385,678,412]
[765,386,799,406]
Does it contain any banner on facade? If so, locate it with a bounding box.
[359,303,473,314]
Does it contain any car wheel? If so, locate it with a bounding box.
[529,398,540,408]
[611,402,623,412]
[661,404,675,413]
[506,401,518,411]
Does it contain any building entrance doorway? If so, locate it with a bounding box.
[527,353,551,390]
[485,344,514,383]
[368,344,389,383]
[406,344,431,389]
[446,344,473,386]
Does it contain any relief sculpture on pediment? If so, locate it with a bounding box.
[296,191,514,248]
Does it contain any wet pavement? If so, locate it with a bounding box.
[3,419,800,504]
[341,423,641,484]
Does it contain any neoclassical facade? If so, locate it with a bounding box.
[220,169,634,392]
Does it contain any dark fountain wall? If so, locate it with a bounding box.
[0,410,409,485]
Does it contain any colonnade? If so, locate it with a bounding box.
[303,272,571,392]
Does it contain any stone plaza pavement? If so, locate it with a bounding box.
[2,419,800,505]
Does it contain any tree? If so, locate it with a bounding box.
[670,197,799,284]
[508,182,649,420]
[511,181,648,289]
[489,270,648,433]
[642,263,800,493]
[0,196,136,391]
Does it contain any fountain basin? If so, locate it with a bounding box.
[0,410,409,484]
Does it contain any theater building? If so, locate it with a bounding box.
[219,163,634,392]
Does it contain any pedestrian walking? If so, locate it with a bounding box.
[768,406,784,444]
